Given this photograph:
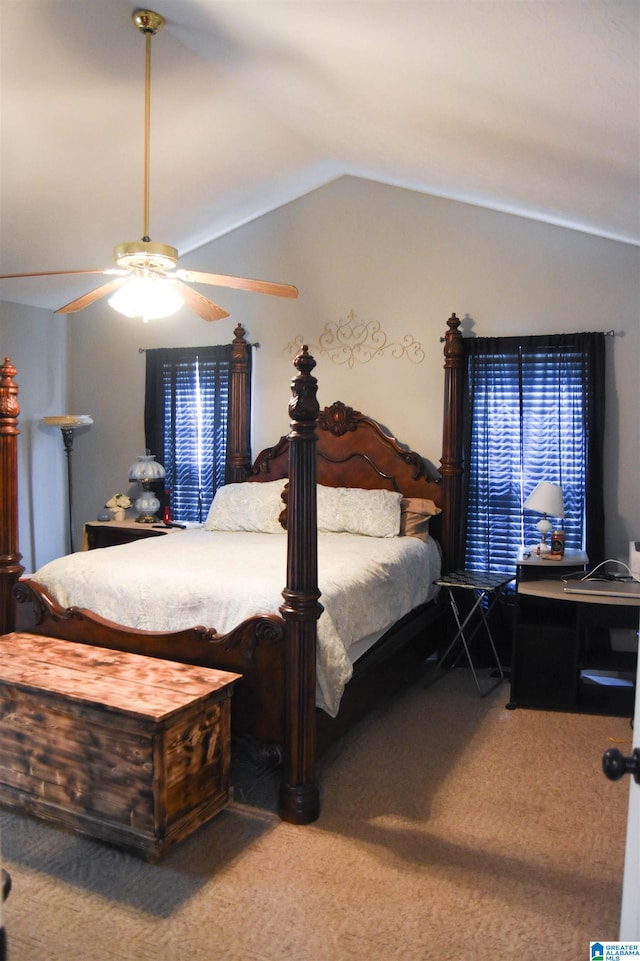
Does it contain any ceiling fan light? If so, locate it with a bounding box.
[108,275,184,321]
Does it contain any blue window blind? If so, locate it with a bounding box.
[463,333,605,577]
[145,344,239,523]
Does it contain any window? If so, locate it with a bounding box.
[463,332,605,576]
[144,344,246,522]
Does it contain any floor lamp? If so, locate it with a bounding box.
[42,415,93,553]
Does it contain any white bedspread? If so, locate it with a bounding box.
[32,530,441,716]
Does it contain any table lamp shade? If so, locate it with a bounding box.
[524,482,565,518]
[128,451,166,485]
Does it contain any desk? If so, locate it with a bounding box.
[431,570,514,696]
[509,577,640,715]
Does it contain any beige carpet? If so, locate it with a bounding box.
[0,668,632,961]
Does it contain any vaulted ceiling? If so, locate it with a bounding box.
[1,0,638,310]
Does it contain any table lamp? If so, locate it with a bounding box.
[128,451,166,523]
[524,481,564,554]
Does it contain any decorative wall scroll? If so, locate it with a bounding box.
[284,310,425,368]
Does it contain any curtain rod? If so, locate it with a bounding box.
[443,329,620,342]
[138,342,260,352]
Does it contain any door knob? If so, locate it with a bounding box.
[602,747,640,784]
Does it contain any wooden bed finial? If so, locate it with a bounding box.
[288,345,318,426]
[0,358,19,424]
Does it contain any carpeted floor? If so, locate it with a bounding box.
[0,667,632,961]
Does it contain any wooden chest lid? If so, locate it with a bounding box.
[0,633,241,721]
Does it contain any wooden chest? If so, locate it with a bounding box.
[0,632,240,858]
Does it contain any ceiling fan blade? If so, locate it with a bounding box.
[0,268,116,280]
[175,281,230,322]
[54,278,127,314]
[175,269,298,300]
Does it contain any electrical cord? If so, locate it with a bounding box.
[560,558,640,585]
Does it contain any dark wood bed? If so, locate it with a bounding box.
[0,313,464,825]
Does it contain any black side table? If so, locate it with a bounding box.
[429,570,515,696]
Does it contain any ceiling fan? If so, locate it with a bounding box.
[0,9,298,323]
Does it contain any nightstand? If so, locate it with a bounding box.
[515,547,589,583]
[84,520,179,550]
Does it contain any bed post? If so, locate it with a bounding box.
[0,358,24,634]
[226,324,253,483]
[279,345,323,824]
[439,313,464,573]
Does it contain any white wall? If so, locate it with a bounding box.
[0,301,69,571]
[2,177,639,567]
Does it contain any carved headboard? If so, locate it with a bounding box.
[250,400,443,503]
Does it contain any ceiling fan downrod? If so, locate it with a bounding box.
[114,10,178,272]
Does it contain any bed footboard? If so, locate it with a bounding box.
[13,579,288,752]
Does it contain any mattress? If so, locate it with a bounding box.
[32,529,441,716]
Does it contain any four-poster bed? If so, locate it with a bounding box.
[0,314,464,826]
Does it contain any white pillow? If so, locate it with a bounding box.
[317,485,402,537]
[204,480,285,534]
